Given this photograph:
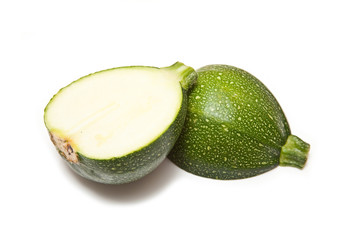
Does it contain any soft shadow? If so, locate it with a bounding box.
[60,158,180,203]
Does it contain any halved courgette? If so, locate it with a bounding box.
[44,62,197,184]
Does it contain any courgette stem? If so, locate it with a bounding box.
[279,135,310,169]
[164,62,197,90]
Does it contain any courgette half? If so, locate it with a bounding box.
[44,62,197,184]
[168,64,310,180]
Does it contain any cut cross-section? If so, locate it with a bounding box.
[44,62,197,184]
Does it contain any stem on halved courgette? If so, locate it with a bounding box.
[165,62,197,90]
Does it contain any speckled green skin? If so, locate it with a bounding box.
[65,89,187,184]
[169,65,292,180]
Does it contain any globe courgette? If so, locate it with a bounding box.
[44,62,197,184]
[168,64,310,180]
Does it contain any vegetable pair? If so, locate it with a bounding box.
[44,62,309,184]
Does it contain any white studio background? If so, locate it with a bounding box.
[1,0,359,239]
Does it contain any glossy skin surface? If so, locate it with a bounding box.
[169,65,291,179]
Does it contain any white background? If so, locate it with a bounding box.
[1,0,359,239]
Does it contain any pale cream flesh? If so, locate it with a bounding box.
[45,67,182,159]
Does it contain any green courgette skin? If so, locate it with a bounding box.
[169,65,293,180]
[62,89,188,184]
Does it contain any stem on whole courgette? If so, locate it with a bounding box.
[164,62,197,90]
[279,135,310,169]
